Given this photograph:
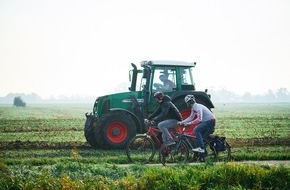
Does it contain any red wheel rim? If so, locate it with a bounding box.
[181,109,191,119]
[180,108,197,136]
[176,108,192,133]
[107,122,127,143]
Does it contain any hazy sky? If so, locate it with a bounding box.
[1,0,289,98]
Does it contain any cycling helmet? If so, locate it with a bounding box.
[154,91,164,100]
[184,94,195,104]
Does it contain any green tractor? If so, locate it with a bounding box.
[84,60,214,149]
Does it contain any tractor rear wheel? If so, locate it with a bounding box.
[95,112,136,149]
[174,98,209,119]
[174,99,190,119]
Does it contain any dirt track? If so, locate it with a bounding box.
[118,160,290,168]
[232,160,290,167]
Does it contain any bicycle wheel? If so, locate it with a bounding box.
[159,140,189,166]
[203,141,218,162]
[216,141,231,162]
[126,135,155,164]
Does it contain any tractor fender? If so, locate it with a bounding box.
[170,91,214,109]
[108,108,143,133]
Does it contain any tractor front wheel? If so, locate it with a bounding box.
[95,112,136,149]
[84,113,99,147]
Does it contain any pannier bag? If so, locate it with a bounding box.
[214,136,227,151]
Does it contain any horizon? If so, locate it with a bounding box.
[1,86,290,97]
[1,87,289,104]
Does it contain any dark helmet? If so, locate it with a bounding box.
[154,91,164,100]
[184,94,195,104]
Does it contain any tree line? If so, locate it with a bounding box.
[0,88,290,105]
[210,88,290,102]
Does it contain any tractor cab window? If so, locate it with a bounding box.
[180,67,195,90]
[152,67,176,92]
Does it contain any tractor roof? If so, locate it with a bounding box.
[141,60,196,67]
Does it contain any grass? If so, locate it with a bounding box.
[0,131,85,142]
[1,161,289,189]
[214,103,290,139]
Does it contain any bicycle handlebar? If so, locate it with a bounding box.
[145,123,158,129]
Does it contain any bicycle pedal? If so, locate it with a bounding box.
[208,134,216,138]
[200,157,205,162]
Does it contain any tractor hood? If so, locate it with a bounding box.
[93,91,144,117]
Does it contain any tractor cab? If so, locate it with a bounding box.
[129,60,198,115]
[130,60,196,92]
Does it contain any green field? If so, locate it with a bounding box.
[1,103,289,146]
[0,103,290,189]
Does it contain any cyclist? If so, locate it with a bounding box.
[145,91,182,146]
[177,94,216,153]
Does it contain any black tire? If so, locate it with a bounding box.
[186,138,200,162]
[84,113,99,147]
[203,141,218,162]
[95,112,136,149]
[203,139,231,162]
[216,141,231,162]
[126,135,155,164]
[159,140,189,166]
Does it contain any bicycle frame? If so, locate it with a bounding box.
[146,126,163,148]
[177,126,214,146]
[146,125,177,148]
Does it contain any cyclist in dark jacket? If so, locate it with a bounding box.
[145,91,182,146]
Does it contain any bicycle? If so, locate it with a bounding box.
[160,126,231,166]
[126,123,188,164]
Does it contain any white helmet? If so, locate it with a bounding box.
[184,94,195,104]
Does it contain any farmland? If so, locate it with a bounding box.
[0,103,290,189]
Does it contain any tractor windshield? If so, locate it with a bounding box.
[180,67,194,85]
[180,67,195,90]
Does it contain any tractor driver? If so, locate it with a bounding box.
[158,75,175,90]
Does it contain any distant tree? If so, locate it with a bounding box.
[264,90,276,101]
[276,88,289,102]
[242,92,252,102]
[13,96,26,107]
